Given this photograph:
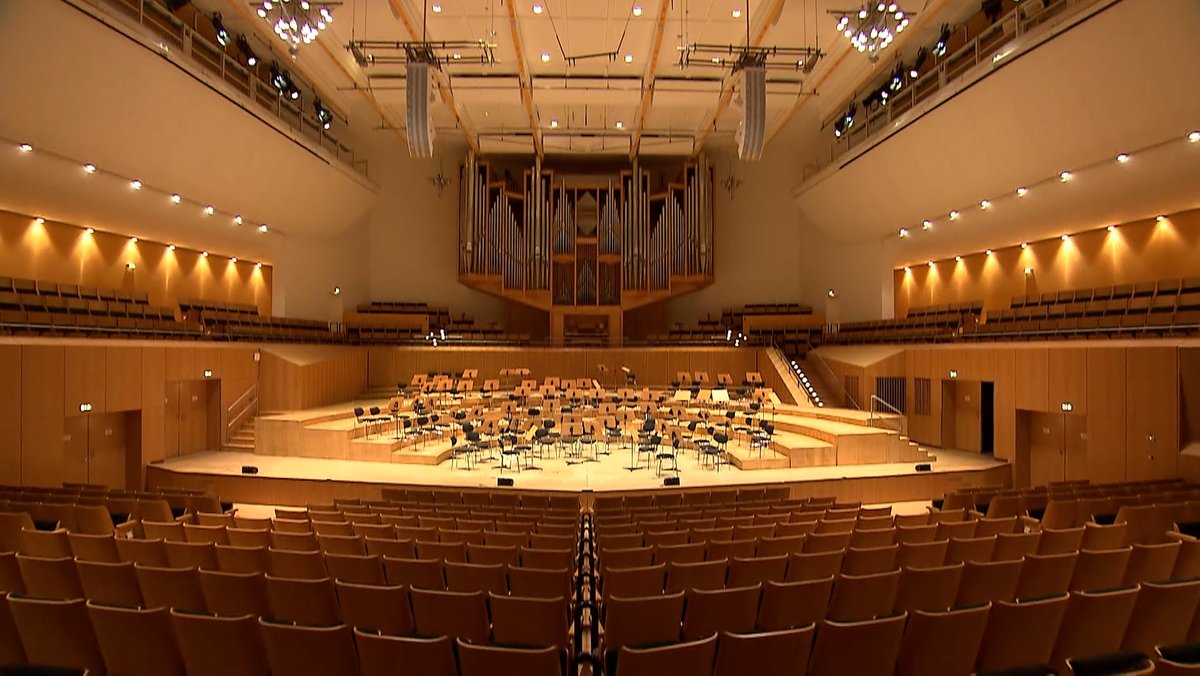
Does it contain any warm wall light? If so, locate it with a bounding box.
[258,224,269,233]
[1116,153,1130,163]
[83,163,96,173]
[927,261,934,267]
[632,5,642,16]
[230,257,238,263]
[170,194,182,204]
[955,256,962,262]
[85,227,95,234]
[130,236,138,243]
[898,228,909,238]
[985,249,993,255]
[255,262,263,269]
[204,205,215,215]
[624,54,634,63]
[827,289,836,298]
[1061,234,1070,241]
[125,262,136,270]
[332,286,342,296]
[540,52,550,62]
[1107,225,1116,232]
[980,200,991,210]
[1061,402,1073,412]
[1020,242,1028,249]
[201,251,209,257]
[948,370,958,379]
[1016,187,1028,197]
[17,143,32,152]
[1059,171,1072,182]
[130,180,142,190]
[921,220,932,230]
[1024,266,1034,275]
[234,215,243,225]
[78,403,92,412]
[1156,215,1166,222]
[1190,131,1200,143]
[902,266,910,272]
[34,217,45,225]
[168,244,176,251]
[949,210,959,220]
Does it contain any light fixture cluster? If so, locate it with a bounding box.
[833,2,911,61]
[21,210,267,271]
[788,358,824,407]
[255,0,336,54]
[900,211,1180,273]
[894,130,1199,242]
[425,328,447,347]
[725,328,749,348]
[11,139,275,239]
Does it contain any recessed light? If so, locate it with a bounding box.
[898,228,908,238]
[85,227,95,234]
[1016,187,1028,197]
[1106,225,1116,232]
[711,56,721,64]
[731,8,742,18]
[615,120,624,129]
[170,194,181,204]
[1189,131,1200,143]
[1059,171,1072,182]
[83,163,96,173]
[130,180,142,190]
[550,119,559,128]
[921,220,932,230]
[431,3,442,12]
[34,217,44,225]
[955,256,962,262]
[1156,215,1166,222]
[949,210,959,220]
[17,143,32,152]
[201,251,209,257]
[632,5,642,16]
[980,200,991,210]
[168,244,176,251]
[234,215,243,225]
[130,237,138,243]
[624,53,633,63]
[204,205,215,215]
[540,52,550,62]
[1061,234,1070,241]
[985,249,993,255]
[1116,153,1130,163]
[258,224,269,233]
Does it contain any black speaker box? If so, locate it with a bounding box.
[663,477,681,486]
[241,465,259,474]
[914,463,932,472]
[497,477,514,487]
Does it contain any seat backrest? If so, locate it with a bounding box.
[616,634,719,676]
[785,550,844,582]
[666,559,729,593]
[713,626,814,676]
[993,532,1040,562]
[89,602,184,676]
[135,564,207,613]
[1069,547,1132,592]
[8,595,106,674]
[383,556,446,590]
[894,563,963,614]
[757,577,834,631]
[335,581,413,635]
[410,587,491,643]
[354,630,456,676]
[1016,552,1078,600]
[1122,578,1200,654]
[603,591,686,655]
[268,548,327,580]
[956,559,1023,607]
[1123,541,1182,585]
[68,532,120,563]
[807,613,907,676]
[827,570,900,622]
[488,592,570,652]
[975,594,1069,673]
[682,584,762,640]
[199,569,270,617]
[1051,587,1139,672]
[77,560,143,608]
[259,619,358,676]
[457,639,562,676]
[265,575,340,625]
[325,553,386,586]
[895,604,990,676]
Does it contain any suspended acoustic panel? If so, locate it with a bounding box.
[736,65,766,161]
[406,61,436,158]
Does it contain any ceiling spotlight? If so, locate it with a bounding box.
[949,210,959,220]
[1189,131,1200,143]
[332,286,342,296]
[212,13,231,47]
[130,237,138,243]
[34,217,44,225]
[932,24,950,56]
[17,143,32,152]
[898,228,909,238]
[236,34,258,67]
[1156,215,1166,222]
[955,255,962,262]
[256,262,263,269]
[1061,234,1070,241]
[85,227,95,234]
[130,180,142,190]
[1116,153,1130,163]
[731,8,742,18]
[83,163,96,173]
[980,200,991,210]
[126,262,136,270]
[632,5,643,16]
[432,3,442,12]
[170,194,181,204]
[204,205,215,215]
[1059,171,1072,182]
[550,119,559,128]
[1024,266,1034,275]
[827,289,836,298]
[234,215,243,225]
[201,251,209,257]
[258,224,269,233]
[168,244,176,251]
[314,98,333,130]
[532,3,543,13]
[985,249,993,255]
[1106,225,1116,232]
[921,220,932,230]
[624,53,634,63]
[615,120,624,129]
[1020,242,1028,249]
[540,52,550,62]
[903,266,910,272]
[927,261,934,267]
[1016,187,1028,197]
[231,257,238,263]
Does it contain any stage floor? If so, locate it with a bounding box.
[154,444,1006,493]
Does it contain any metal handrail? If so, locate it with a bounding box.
[806,0,1099,177]
[867,393,908,436]
[804,345,861,410]
[70,0,366,177]
[226,383,259,433]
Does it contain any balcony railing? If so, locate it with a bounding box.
[69,0,368,177]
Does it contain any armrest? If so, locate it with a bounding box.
[1167,530,1197,542]
[114,520,139,538]
[1019,515,1041,533]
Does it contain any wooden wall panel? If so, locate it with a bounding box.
[62,415,88,486]
[993,349,1016,461]
[367,347,395,389]
[87,412,128,489]
[64,345,106,416]
[1087,348,1126,418]
[163,382,180,460]
[1086,414,1127,483]
[1014,349,1049,412]
[105,346,142,412]
[165,347,196,383]
[178,381,210,456]
[21,346,64,487]
[953,380,982,453]
[1126,347,1179,480]
[141,347,166,472]
[1048,348,1088,415]
[0,346,21,481]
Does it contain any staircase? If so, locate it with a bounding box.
[223,418,257,452]
[789,354,842,408]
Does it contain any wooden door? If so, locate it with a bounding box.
[941,381,958,449]
[88,413,127,490]
[1027,411,1066,486]
[62,415,90,486]
[164,382,180,459]
[1064,414,1089,481]
[179,380,210,455]
[1126,347,1179,480]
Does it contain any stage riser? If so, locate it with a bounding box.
[146,463,1012,508]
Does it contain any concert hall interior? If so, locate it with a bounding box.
[1,0,1200,674]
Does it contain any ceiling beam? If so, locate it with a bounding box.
[629,0,672,159]
[765,0,953,146]
[691,0,787,157]
[505,0,543,158]
[316,40,408,144]
[385,0,480,155]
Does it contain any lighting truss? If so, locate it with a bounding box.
[253,0,342,54]
[829,2,914,62]
[348,40,498,70]
[676,44,823,73]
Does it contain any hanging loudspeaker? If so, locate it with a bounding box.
[406,61,436,158]
[736,65,766,161]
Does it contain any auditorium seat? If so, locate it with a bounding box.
[259,620,358,676]
[354,629,457,676]
[488,592,570,654]
[215,544,270,574]
[508,565,572,600]
[601,592,686,673]
[383,556,446,589]
[894,563,962,613]
[268,548,327,579]
[17,528,72,558]
[807,613,906,676]
[164,541,217,570]
[7,596,107,675]
[975,595,1069,673]
[615,634,718,676]
[785,550,843,582]
[410,587,491,643]
[1122,579,1200,654]
[88,603,184,676]
[76,560,142,608]
[199,569,269,617]
[16,555,83,599]
[712,627,814,676]
[457,639,562,676]
[956,559,1023,607]
[172,610,269,676]
[1015,552,1077,600]
[265,575,340,625]
[135,564,207,613]
[1123,540,1182,585]
[68,532,120,563]
[1050,587,1139,672]
[681,584,761,640]
[895,604,990,676]
[325,553,386,585]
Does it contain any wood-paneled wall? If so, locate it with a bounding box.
[894,209,1200,316]
[0,339,256,489]
[366,346,762,390]
[259,346,367,412]
[0,209,272,313]
[819,342,1184,487]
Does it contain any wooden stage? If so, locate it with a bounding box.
[146,447,1011,507]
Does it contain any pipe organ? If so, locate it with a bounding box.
[459,154,715,315]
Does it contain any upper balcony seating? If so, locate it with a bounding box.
[0,276,198,338]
